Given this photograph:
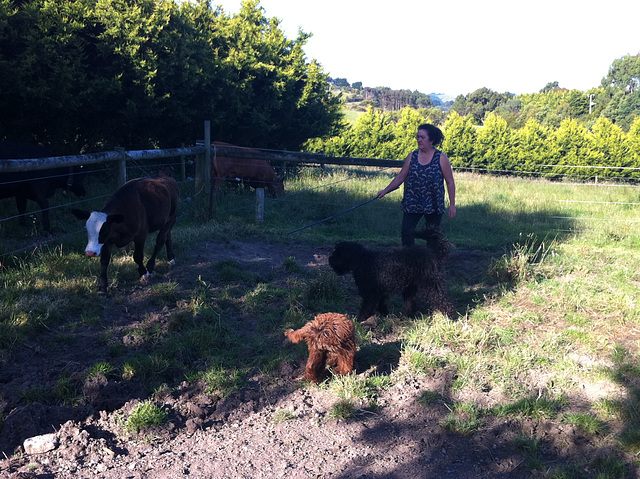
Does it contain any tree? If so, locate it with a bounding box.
[589,117,630,178]
[332,77,350,87]
[348,107,396,159]
[393,107,426,158]
[625,117,640,178]
[0,0,342,152]
[513,119,551,175]
[599,54,640,131]
[540,81,560,93]
[602,54,640,93]
[213,0,342,149]
[473,113,513,171]
[442,111,476,168]
[455,88,512,124]
[450,94,467,117]
[601,89,640,131]
[549,118,597,179]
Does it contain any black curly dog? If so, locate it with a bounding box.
[329,229,455,321]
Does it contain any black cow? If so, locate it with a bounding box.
[0,141,86,232]
[72,175,179,292]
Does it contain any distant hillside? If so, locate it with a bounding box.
[430,93,457,103]
[328,77,452,112]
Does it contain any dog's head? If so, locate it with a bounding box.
[328,241,365,275]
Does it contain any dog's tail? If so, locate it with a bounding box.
[413,227,453,257]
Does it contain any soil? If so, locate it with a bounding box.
[0,239,634,478]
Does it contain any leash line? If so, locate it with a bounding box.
[287,197,378,234]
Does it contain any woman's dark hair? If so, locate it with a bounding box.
[418,124,445,147]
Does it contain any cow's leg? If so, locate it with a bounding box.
[146,225,173,274]
[36,197,51,232]
[164,228,175,263]
[99,244,113,292]
[133,238,149,280]
[15,196,28,226]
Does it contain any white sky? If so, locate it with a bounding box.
[213,0,640,97]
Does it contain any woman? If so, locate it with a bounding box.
[377,123,456,246]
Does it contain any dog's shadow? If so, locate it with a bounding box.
[356,341,402,375]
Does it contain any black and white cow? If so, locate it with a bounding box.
[0,141,86,232]
[72,175,179,292]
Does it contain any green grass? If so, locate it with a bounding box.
[441,402,482,435]
[326,373,391,410]
[124,400,169,434]
[2,169,640,473]
[327,399,356,420]
[271,409,297,424]
[491,394,567,419]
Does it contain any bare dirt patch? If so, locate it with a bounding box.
[0,240,634,478]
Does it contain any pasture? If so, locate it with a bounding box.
[1,164,640,477]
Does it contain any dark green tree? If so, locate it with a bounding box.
[0,0,342,152]
[456,88,512,124]
[540,81,560,93]
[600,54,640,131]
[451,94,467,117]
[602,54,640,93]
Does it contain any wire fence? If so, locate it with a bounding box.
[2,148,639,260]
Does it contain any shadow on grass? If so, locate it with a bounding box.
[357,341,402,376]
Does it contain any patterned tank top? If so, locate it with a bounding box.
[401,149,445,214]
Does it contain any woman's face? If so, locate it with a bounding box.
[416,129,432,148]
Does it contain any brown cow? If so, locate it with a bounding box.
[72,175,179,292]
[211,142,284,197]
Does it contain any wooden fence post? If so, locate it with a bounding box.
[255,188,265,223]
[114,147,127,188]
[204,120,211,203]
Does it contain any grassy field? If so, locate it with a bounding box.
[1,166,640,476]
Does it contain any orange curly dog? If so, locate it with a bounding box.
[284,313,356,383]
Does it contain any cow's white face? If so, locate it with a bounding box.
[84,211,108,257]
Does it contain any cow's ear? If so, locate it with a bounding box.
[106,214,125,224]
[71,209,90,220]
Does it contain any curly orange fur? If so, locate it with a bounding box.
[285,313,356,383]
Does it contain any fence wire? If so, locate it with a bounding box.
[2,151,640,261]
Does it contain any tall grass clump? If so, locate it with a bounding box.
[441,402,482,435]
[488,233,555,286]
[124,400,168,434]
